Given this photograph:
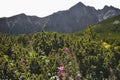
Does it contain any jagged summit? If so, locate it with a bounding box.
[74,2,85,7]
[69,2,86,10]
[0,2,120,34]
[103,5,116,10]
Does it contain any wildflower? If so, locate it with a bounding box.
[57,70,63,79]
[65,47,70,53]
[102,42,111,49]
[57,66,65,79]
[58,66,65,72]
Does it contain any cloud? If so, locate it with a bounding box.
[0,0,119,17]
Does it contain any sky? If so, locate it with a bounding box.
[0,0,120,17]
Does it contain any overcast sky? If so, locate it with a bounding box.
[0,0,120,17]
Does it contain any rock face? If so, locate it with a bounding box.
[0,2,120,34]
[0,14,47,34]
[97,6,120,21]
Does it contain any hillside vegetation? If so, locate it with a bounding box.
[0,15,120,80]
[93,15,120,41]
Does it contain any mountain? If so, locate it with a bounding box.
[0,13,47,34]
[0,2,120,34]
[93,14,120,40]
[98,5,120,21]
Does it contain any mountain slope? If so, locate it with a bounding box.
[0,13,47,34]
[44,2,98,33]
[0,2,120,34]
[38,2,120,33]
[93,15,120,40]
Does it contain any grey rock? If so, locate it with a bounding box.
[0,2,120,34]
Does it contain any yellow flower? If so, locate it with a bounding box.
[102,42,111,49]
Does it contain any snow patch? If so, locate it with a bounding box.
[113,20,120,24]
[103,10,115,20]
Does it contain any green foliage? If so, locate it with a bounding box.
[92,15,120,41]
[0,25,120,80]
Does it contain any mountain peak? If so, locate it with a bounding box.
[11,13,29,20]
[69,2,86,10]
[104,5,109,9]
[76,2,85,6]
[16,13,27,17]
[103,5,117,10]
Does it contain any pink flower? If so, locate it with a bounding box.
[57,72,62,77]
[64,47,70,53]
[57,66,69,79]
[57,66,65,79]
[58,66,65,71]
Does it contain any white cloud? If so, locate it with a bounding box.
[0,0,120,17]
